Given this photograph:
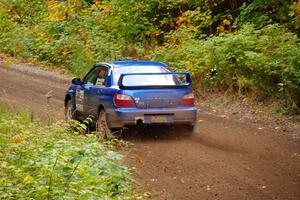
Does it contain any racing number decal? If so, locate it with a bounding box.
[76,88,84,112]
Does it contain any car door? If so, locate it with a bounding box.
[84,66,109,118]
[76,67,101,118]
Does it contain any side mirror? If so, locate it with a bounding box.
[72,78,82,85]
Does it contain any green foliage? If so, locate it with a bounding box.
[0,0,250,70]
[0,107,140,199]
[237,0,300,33]
[0,0,127,76]
[0,0,46,25]
[0,0,299,113]
[150,24,300,113]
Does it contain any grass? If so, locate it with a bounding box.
[0,105,144,199]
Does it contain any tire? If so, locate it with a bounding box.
[186,124,195,132]
[178,123,195,135]
[96,110,115,139]
[65,100,76,122]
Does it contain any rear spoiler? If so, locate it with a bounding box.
[118,72,192,89]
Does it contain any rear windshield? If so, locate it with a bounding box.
[113,66,180,86]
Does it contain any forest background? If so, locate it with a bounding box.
[0,0,299,114]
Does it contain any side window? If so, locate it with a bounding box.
[84,66,108,87]
[95,67,108,87]
[84,68,100,86]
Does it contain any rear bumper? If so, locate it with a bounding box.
[107,107,197,128]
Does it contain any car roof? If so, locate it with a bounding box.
[95,60,167,68]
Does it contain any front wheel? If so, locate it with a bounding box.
[65,100,76,122]
[96,110,115,139]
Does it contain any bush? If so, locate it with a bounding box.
[0,107,140,199]
[0,0,128,76]
[150,24,300,113]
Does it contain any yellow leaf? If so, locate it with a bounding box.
[21,130,30,134]
[23,175,33,183]
[296,1,300,14]
[14,137,23,143]
[217,25,225,32]
[223,19,230,25]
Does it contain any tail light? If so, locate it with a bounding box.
[114,93,134,107]
[181,93,195,106]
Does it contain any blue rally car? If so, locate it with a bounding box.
[64,60,197,138]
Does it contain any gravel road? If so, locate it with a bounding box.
[0,64,299,200]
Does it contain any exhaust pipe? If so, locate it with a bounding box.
[135,117,144,125]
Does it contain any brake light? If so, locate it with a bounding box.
[114,93,134,107]
[181,93,195,106]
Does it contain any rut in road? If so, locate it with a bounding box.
[0,64,299,200]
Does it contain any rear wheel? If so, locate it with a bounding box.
[177,123,195,135]
[96,110,115,139]
[65,100,76,121]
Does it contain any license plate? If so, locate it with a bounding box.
[151,115,167,123]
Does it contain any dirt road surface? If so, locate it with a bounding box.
[0,64,299,200]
